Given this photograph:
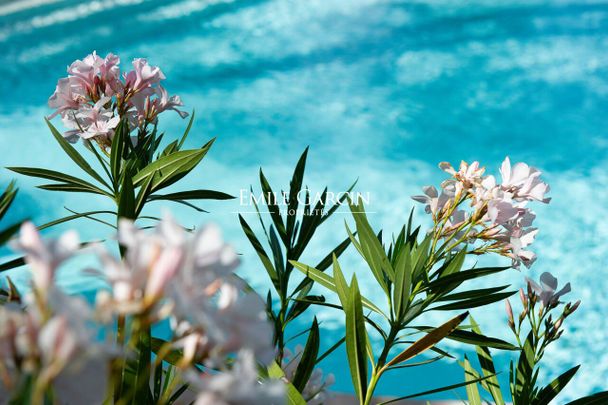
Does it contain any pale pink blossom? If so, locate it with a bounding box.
[283,346,334,404]
[411,185,451,215]
[12,222,79,293]
[507,227,539,268]
[124,58,165,93]
[526,272,571,307]
[499,157,550,203]
[440,160,485,187]
[67,51,121,96]
[48,77,87,119]
[189,350,285,405]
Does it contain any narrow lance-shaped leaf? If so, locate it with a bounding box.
[384,312,469,370]
[344,273,368,403]
[290,260,384,315]
[463,355,482,405]
[46,118,112,191]
[292,317,320,392]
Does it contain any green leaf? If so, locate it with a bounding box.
[46,118,112,190]
[132,145,212,192]
[118,172,136,220]
[150,338,186,366]
[0,180,18,220]
[290,260,384,315]
[349,200,394,288]
[470,317,505,404]
[413,326,519,351]
[292,317,320,392]
[426,266,511,293]
[149,189,235,202]
[0,222,21,245]
[534,365,580,405]
[464,355,482,405]
[430,291,516,311]
[291,234,352,297]
[436,285,511,301]
[344,275,369,403]
[177,110,195,150]
[38,209,117,231]
[377,374,495,404]
[385,312,469,369]
[259,169,288,247]
[110,120,127,185]
[286,147,308,240]
[9,167,113,198]
[393,243,413,320]
[565,391,608,405]
[240,215,279,289]
[267,362,306,405]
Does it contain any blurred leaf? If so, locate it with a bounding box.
[292,317,320,392]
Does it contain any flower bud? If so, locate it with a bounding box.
[519,288,528,307]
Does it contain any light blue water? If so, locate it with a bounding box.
[1,0,608,401]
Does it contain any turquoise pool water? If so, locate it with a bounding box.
[1,0,608,401]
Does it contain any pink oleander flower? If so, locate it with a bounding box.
[500,157,551,203]
[48,51,187,145]
[124,58,165,93]
[188,350,285,405]
[94,216,186,315]
[412,157,550,268]
[526,272,571,308]
[12,222,79,293]
[411,185,451,216]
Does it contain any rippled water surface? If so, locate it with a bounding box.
[1,0,608,400]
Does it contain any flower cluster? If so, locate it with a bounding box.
[48,51,187,148]
[282,346,335,404]
[0,219,282,404]
[412,157,550,267]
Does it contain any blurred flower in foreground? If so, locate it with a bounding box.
[188,350,284,405]
[412,157,550,268]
